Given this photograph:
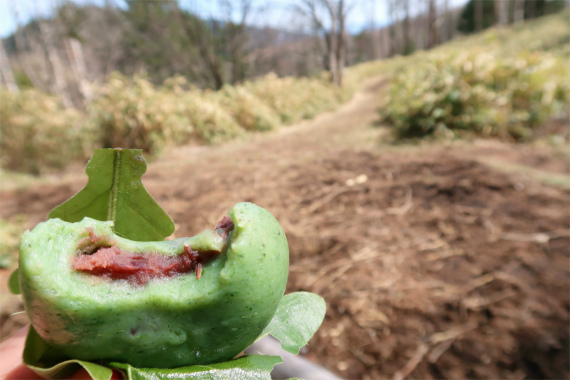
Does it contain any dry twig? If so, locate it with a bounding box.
[303,187,362,214]
[429,322,478,344]
[392,343,429,380]
[387,186,413,215]
[500,230,570,244]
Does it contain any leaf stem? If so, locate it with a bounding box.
[107,149,121,223]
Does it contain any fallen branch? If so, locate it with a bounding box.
[461,273,496,294]
[392,343,429,380]
[393,322,478,379]
[427,340,453,364]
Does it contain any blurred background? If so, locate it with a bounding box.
[0,0,569,379]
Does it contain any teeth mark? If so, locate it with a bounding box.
[71,216,233,285]
[72,244,209,285]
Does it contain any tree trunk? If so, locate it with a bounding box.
[326,1,338,85]
[416,0,428,50]
[378,28,388,58]
[475,0,483,31]
[402,0,411,54]
[369,0,380,60]
[175,8,224,90]
[326,30,337,84]
[496,0,509,26]
[443,0,452,42]
[336,0,346,86]
[65,38,92,102]
[388,0,397,56]
[428,0,437,49]
[225,0,251,84]
[513,0,525,23]
[38,21,73,108]
[230,27,248,84]
[204,47,224,90]
[527,0,536,19]
[0,40,18,92]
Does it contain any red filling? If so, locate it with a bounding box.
[215,216,234,239]
[72,217,234,285]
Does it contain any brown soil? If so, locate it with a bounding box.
[1,77,569,380]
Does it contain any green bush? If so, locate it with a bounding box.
[0,89,93,174]
[243,73,346,124]
[383,14,570,142]
[88,74,243,153]
[215,85,280,132]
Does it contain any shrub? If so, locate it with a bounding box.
[182,90,244,144]
[215,85,280,132]
[383,49,569,141]
[0,89,92,174]
[88,74,243,153]
[244,73,345,124]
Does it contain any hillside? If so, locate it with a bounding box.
[1,11,569,380]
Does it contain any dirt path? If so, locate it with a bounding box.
[1,76,569,379]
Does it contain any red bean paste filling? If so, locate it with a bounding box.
[72,216,234,285]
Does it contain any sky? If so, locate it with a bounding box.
[0,0,469,38]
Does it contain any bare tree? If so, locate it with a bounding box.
[64,38,92,101]
[322,0,338,84]
[513,0,525,23]
[402,0,412,54]
[175,4,225,90]
[0,41,18,92]
[336,0,352,85]
[415,0,428,51]
[527,0,536,19]
[475,0,483,31]
[56,1,93,102]
[220,0,253,84]
[496,0,509,26]
[427,0,437,49]
[443,0,451,41]
[368,0,380,60]
[387,0,398,56]
[37,20,73,108]
[296,0,353,86]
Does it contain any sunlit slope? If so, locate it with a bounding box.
[381,11,570,141]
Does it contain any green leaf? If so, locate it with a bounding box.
[259,292,326,354]
[8,268,20,294]
[23,326,112,380]
[22,326,282,380]
[48,148,174,241]
[110,355,282,380]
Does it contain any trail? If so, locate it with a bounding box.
[1,75,569,380]
[153,75,388,171]
[0,76,389,233]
